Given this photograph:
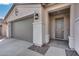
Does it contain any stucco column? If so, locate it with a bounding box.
[44,11,50,44]
[33,10,43,46]
[6,22,11,38]
[69,4,75,49]
[33,21,43,46]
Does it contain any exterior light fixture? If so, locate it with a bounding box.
[34,12,39,20]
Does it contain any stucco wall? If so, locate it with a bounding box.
[73,4,79,54]
[6,4,42,22]
[68,4,79,54]
[2,21,7,37]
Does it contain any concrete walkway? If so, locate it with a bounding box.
[45,40,67,56]
[45,47,66,56]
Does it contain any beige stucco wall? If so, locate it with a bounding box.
[6,4,42,22]
[2,21,7,37]
[72,4,79,54]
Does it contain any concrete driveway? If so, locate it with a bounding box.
[0,38,78,56]
[0,38,42,56]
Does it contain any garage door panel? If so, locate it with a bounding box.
[12,17,33,42]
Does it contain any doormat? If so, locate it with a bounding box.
[28,44,50,55]
[65,49,79,56]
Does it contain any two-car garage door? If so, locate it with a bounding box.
[12,17,33,43]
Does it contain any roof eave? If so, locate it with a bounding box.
[4,3,16,21]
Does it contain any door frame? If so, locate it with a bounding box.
[55,17,64,40]
[53,15,65,40]
[50,14,69,40]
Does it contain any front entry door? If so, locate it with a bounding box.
[55,18,64,40]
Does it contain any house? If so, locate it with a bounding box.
[3,3,79,54]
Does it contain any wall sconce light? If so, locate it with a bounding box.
[34,13,39,20]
